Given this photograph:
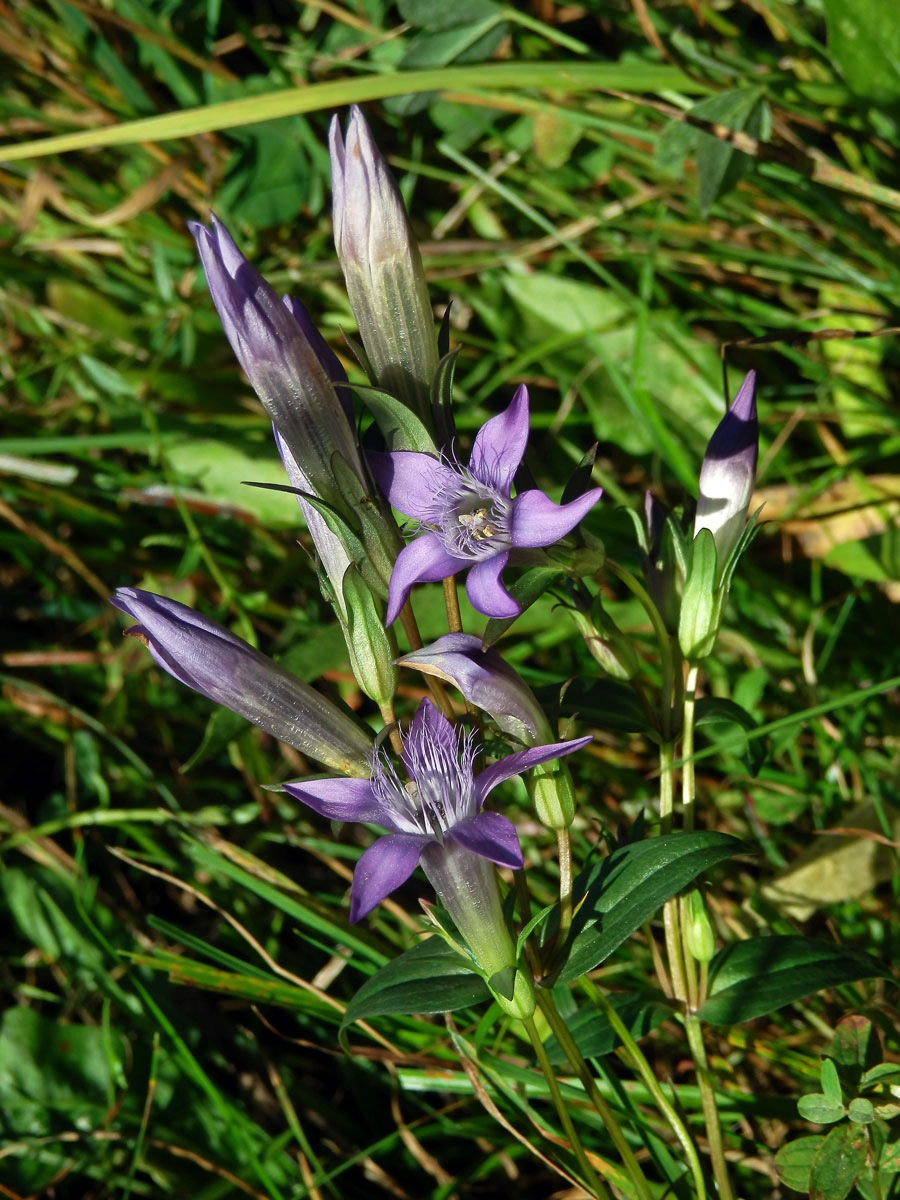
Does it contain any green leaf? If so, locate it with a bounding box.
[822,1057,843,1108]
[341,937,489,1031]
[0,1007,125,1136]
[483,566,564,645]
[798,1093,845,1124]
[555,832,746,984]
[166,438,302,528]
[399,0,501,28]
[550,676,658,737]
[810,1122,868,1200]
[697,937,888,1026]
[847,1098,875,1125]
[693,89,770,214]
[830,1014,880,1072]
[357,385,437,453]
[881,1141,900,1173]
[545,993,671,1064]
[862,1063,900,1089]
[183,705,248,772]
[775,1136,825,1192]
[694,695,766,774]
[824,0,900,105]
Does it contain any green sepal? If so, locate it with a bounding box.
[354,383,438,454]
[678,526,720,661]
[430,345,459,442]
[330,452,397,598]
[341,565,397,705]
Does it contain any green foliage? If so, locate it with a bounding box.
[2,0,900,1195]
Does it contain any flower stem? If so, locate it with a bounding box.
[607,558,676,739]
[378,700,404,757]
[685,1014,735,1200]
[679,660,734,1200]
[442,576,463,634]
[682,663,700,833]
[581,979,707,1200]
[537,992,654,1200]
[556,825,574,946]
[399,600,456,719]
[659,741,687,1004]
[522,1015,611,1200]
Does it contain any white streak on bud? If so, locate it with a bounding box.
[694,370,758,571]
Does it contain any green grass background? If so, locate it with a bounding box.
[1,1,899,1196]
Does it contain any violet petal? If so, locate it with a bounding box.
[349,832,429,922]
[468,384,530,492]
[510,487,603,549]
[464,552,519,619]
[473,735,593,806]
[449,811,523,870]
[282,777,401,829]
[385,534,465,625]
[369,450,458,521]
[397,634,549,743]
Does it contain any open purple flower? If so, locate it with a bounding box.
[369,385,602,623]
[283,698,591,923]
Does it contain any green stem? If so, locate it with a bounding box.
[607,558,676,740]
[556,826,574,947]
[522,1016,611,1200]
[685,1014,735,1200]
[680,661,734,1200]
[442,576,463,633]
[537,992,654,1200]
[378,700,404,758]
[399,600,456,719]
[682,663,700,833]
[659,742,687,1003]
[582,979,707,1200]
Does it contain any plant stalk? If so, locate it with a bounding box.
[537,992,654,1200]
[522,1016,612,1200]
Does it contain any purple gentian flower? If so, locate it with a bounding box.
[189,215,366,517]
[283,698,591,922]
[329,106,439,423]
[694,370,758,571]
[111,587,373,777]
[370,385,602,623]
[396,633,551,745]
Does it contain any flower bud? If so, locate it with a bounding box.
[527,760,577,831]
[397,633,551,745]
[684,889,716,963]
[694,370,758,574]
[329,107,439,424]
[111,588,372,777]
[341,565,397,706]
[569,601,641,681]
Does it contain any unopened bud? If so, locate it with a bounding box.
[329,107,439,424]
[684,889,716,963]
[342,565,397,706]
[528,760,577,830]
[570,603,641,681]
[695,371,758,575]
